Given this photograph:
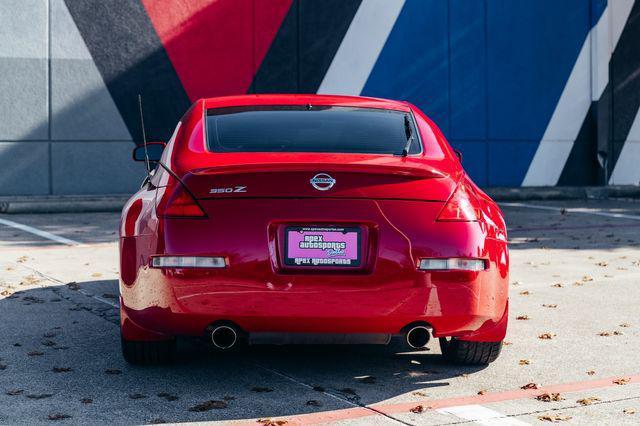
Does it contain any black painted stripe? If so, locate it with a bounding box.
[557,103,598,185]
[251,0,362,94]
[559,0,640,184]
[251,0,299,93]
[64,0,191,143]
[610,0,640,168]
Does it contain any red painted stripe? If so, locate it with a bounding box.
[141,0,292,101]
[374,374,640,415]
[234,374,639,425]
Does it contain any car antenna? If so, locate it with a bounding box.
[138,94,152,176]
[402,114,413,157]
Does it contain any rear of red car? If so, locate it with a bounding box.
[119,95,509,365]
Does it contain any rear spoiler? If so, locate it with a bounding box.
[189,162,446,179]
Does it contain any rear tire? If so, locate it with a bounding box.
[439,337,502,365]
[121,337,177,365]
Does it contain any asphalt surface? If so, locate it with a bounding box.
[0,199,639,425]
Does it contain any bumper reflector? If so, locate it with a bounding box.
[151,256,227,268]
[418,258,486,271]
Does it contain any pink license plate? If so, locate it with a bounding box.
[284,226,361,267]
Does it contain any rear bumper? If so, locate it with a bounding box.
[120,266,509,342]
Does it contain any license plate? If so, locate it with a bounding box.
[284,226,361,267]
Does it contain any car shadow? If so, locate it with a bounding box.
[0,279,486,424]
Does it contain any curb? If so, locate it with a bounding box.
[484,185,640,201]
[0,186,639,214]
[0,195,129,214]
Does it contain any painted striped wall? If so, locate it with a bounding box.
[0,0,638,195]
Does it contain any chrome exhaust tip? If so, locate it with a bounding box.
[406,326,430,349]
[210,325,238,350]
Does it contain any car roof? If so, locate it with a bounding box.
[201,94,412,112]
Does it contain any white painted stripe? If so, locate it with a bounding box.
[521,140,576,187]
[51,0,131,140]
[608,1,640,185]
[610,141,640,185]
[522,20,596,186]
[501,202,640,221]
[592,6,610,100]
[610,107,640,184]
[438,404,529,425]
[523,1,636,187]
[0,217,84,246]
[317,0,405,95]
[610,0,636,53]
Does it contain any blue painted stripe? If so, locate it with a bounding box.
[362,0,605,186]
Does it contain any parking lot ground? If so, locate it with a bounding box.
[0,199,639,425]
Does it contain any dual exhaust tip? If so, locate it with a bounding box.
[405,325,431,349]
[210,325,239,350]
[209,323,431,350]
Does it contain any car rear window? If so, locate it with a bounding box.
[205,105,421,155]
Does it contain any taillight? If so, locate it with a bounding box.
[156,177,206,218]
[437,182,481,221]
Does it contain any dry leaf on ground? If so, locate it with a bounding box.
[257,419,288,426]
[251,386,274,393]
[536,393,563,402]
[356,375,376,384]
[48,414,71,421]
[27,393,53,399]
[521,383,539,390]
[157,392,179,401]
[538,414,571,422]
[189,400,228,411]
[577,397,600,405]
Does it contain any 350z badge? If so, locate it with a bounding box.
[209,186,247,194]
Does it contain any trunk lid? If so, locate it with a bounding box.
[179,153,457,201]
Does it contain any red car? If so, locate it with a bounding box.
[120,94,509,365]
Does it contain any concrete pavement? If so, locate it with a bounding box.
[0,199,639,424]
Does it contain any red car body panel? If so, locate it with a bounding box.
[119,94,509,344]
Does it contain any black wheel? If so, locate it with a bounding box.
[121,336,177,365]
[439,337,502,365]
